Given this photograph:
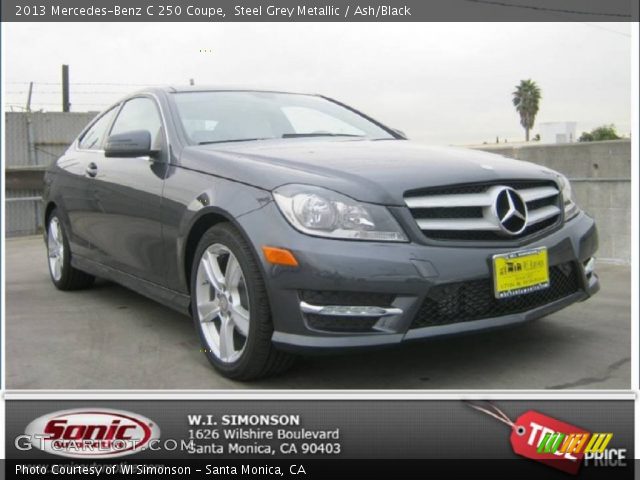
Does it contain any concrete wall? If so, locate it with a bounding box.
[5,111,97,236]
[474,140,631,263]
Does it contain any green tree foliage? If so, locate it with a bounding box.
[512,79,542,142]
[579,124,621,142]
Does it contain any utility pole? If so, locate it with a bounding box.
[26,82,33,112]
[26,81,36,165]
[62,64,70,112]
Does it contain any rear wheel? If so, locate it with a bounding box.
[191,223,295,380]
[46,210,95,290]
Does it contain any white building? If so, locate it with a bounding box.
[538,121,577,144]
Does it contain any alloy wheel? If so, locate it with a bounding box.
[47,217,64,281]
[195,243,251,363]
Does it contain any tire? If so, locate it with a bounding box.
[190,223,295,380]
[46,209,95,290]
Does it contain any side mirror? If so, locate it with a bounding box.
[105,130,153,158]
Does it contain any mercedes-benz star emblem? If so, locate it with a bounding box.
[493,187,528,235]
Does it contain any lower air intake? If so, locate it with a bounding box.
[410,262,580,329]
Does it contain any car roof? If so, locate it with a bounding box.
[142,85,314,95]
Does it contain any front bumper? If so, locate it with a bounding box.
[238,203,599,352]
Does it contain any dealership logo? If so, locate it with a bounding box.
[23,408,160,458]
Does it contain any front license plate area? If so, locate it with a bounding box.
[492,247,550,299]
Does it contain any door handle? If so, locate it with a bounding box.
[86,162,98,178]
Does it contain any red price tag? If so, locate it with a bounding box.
[468,403,590,476]
[511,410,588,475]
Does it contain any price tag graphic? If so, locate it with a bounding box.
[468,403,588,475]
[510,410,588,475]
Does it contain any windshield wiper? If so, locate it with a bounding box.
[198,138,271,145]
[282,133,365,139]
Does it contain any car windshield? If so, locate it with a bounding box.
[172,91,395,145]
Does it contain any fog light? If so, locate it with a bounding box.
[584,257,595,276]
[320,306,386,316]
[300,301,403,317]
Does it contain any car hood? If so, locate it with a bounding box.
[181,139,559,205]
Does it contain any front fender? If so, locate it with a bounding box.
[162,166,272,293]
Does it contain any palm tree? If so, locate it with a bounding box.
[512,79,541,141]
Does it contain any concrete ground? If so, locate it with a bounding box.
[5,236,631,390]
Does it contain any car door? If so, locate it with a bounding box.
[55,105,120,259]
[86,95,168,285]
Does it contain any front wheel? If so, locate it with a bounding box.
[190,223,295,380]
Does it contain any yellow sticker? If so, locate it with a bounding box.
[493,248,550,299]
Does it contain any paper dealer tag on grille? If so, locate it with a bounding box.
[511,410,588,475]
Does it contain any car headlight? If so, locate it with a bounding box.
[273,184,408,242]
[557,174,579,221]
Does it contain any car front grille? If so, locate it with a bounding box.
[404,180,562,242]
[410,262,581,329]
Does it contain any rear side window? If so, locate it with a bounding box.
[78,106,118,150]
[110,97,164,150]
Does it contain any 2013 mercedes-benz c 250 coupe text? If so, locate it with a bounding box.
[43,88,599,380]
